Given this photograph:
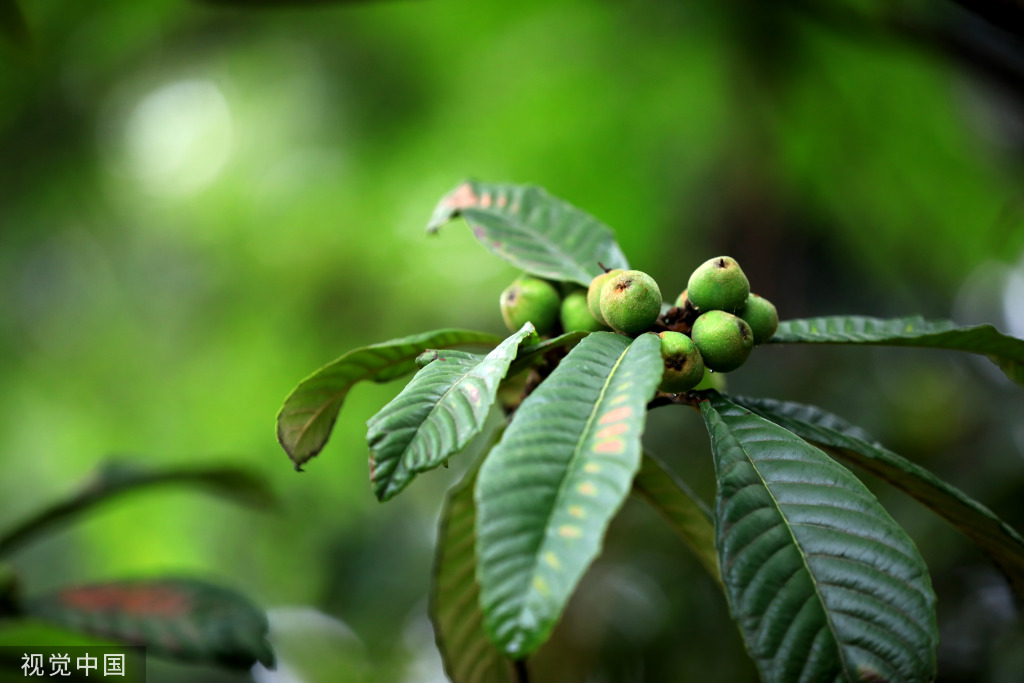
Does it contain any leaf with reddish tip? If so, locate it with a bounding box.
[26,579,274,669]
[277,329,503,469]
[427,180,629,286]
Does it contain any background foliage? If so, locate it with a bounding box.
[1,0,1024,681]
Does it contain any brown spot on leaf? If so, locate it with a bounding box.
[61,586,190,616]
[497,194,508,208]
[480,192,492,208]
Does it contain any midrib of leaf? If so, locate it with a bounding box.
[466,205,592,283]
[731,432,854,679]
[521,341,630,612]
[379,357,484,499]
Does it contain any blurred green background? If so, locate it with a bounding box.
[1,0,1024,681]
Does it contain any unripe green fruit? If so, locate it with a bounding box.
[687,256,750,313]
[691,310,754,372]
[674,289,689,309]
[500,277,560,335]
[738,294,779,344]
[560,291,606,332]
[586,269,624,326]
[693,366,727,392]
[599,270,662,335]
[657,331,705,393]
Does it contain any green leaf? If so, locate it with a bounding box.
[0,562,20,618]
[701,393,938,682]
[770,316,1024,386]
[431,452,516,683]
[427,180,629,286]
[506,330,590,377]
[277,329,503,470]
[25,578,274,669]
[0,0,28,50]
[730,394,1024,603]
[632,453,720,586]
[0,461,275,559]
[367,325,535,501]
[475,332,663,657]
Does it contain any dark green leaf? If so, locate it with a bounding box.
[367,325,535,501]
[277,329,503,469]
[198,0,387,5]
[0,461,275,559]
[730,393,1024,603]
[476,332,663,657]
[632,453,720,586]
[26,579,274,669]
[427,180,629,286]
[505,330,589,377]
[770,316,1024,386]
[0,0,28,50]
[0,562,20,618]
[431,453,515,683]
[701,393,938,682]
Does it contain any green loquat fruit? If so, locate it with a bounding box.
[738,294,779,345]
[599,270,662,335]
[691,310,754,372]
[687,256,750,313]
[586,269,624,326]
[657,331,705,393]
[500,277,560,335]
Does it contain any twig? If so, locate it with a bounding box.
[513,658,530,683]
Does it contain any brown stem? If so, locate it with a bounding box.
[513,658,530,683]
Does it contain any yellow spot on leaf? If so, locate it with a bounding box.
[480,192,493,208]
[594,439,624,454]
[533,577,550,595]
[568,506,585,518]
[578,482,597,496]
[559,525,582,538]
[497,194,508,208]
[596,423,629,439]
[610,394,629,405]
[544,552,561,569]
[599,406,632,424]
[584,463,601,474]
[444,183,478,209]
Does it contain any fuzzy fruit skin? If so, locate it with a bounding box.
[691,310,754,372]
[738,294,779,344]
[560,291,606,332]
[687,256,750,313]
[586,269,624,326]
[599,270,662,335]
[657,331,705,393]
[500,277,560,335]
